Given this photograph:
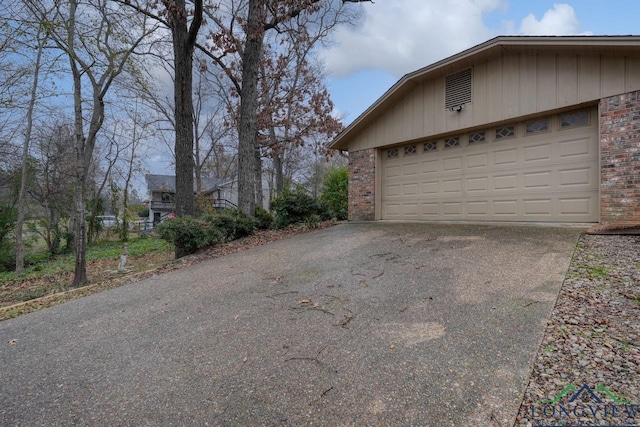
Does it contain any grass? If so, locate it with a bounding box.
[587,264,611,280]
[0,235,172,285]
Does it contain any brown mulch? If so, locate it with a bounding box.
[515,234,640,427]
[0,221,336,321]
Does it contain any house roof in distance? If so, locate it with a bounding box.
[329,35,640,151]
[145,174,228,193]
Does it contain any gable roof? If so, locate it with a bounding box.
[329,35,640,151]
[145,174,227,193]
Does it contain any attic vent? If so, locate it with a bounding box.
[445,69,472,110]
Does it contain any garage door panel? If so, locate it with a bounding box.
[403,204,420,216]
[467,177,489,193]
[443,157,462,171]
[403,162,419,176]
[558,137,593,159]
[467,201,489,216]
[524,143,553,162]
[385,203,401,216]
[403,183,419,195]
[494,148,518,165]
[385,184,401,197]
[524,171,552,189]
[494,174,519,191]
[442,179,462,194]
[442,202,463,216]
[386,165,401,178]
[422,181,439,194]
[422,203,439,216]
[380,108,599,222]
[493,200,519,216]
[523,198,553,216]
[558,197,595,216]
[467,153,489,169]
[422,160,439,174]
[558,167,592,187]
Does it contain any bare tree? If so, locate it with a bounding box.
[25,0,157,286]
[29,121,76,257]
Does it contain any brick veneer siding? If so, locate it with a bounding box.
[600,90,640,224]
[348,149,376,221]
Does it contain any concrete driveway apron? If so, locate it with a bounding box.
[0,223,582,426]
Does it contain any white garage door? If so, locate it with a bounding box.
[381,108,599,222]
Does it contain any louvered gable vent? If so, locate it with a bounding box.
[445,68,472,110]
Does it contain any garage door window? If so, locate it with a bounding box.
[468,131,486,144]
[525,118,549,134]
[387,148,398,158]
[424,141,438,152]
[404,145,417,156]
[444,137,460,148]
[560,110,589,128]
[495,125,516,140]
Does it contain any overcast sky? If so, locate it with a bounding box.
[322,0,640,125]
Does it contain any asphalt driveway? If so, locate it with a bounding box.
[0,223,582,426]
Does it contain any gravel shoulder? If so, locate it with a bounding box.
[516,234,640,427]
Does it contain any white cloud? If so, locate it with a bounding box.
[519,3,588,35]
[321,2,590,78]
[321,0,505,78]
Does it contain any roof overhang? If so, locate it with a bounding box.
[329,35,640,151]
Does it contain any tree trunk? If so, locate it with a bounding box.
[171,0,196,220]
[254,143,263,209]
[274,154,283,196]
[237,0,265,216]
[15,31,45,273]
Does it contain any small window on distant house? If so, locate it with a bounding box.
[468,131,486,144]
[525,118,549,134]
[444,137,460,148]
[560,110,589,128]
[445,68,472,110]
[495,125,516,140]
[423,141,438,152]
[387,148,399,158]
[404,145,417,156]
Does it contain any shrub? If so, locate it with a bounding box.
[156,216,222,257]
[254,206,274,230]
[270,188,329,229]
[204,208,259,242]
[321,166,348,220]
[0,203,17,272]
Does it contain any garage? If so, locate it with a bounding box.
[381,108,599,222]
[333,37,640,225]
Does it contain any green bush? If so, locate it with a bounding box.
[254,206,274,230]
[0,203,17,272]
[156,216,222,256]
[203,209,259,242]
[270,188,329,229]
[321,166,348,220]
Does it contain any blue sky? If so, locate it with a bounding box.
[322,1,640,126]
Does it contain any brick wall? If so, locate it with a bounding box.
[600,90,640,224]
[348,149,376,221]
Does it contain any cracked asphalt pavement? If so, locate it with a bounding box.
[0,222,582,426]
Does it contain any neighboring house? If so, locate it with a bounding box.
[145,174,226,224]
[209,176,271,211]
[145,174,270,224]
[329,36,640,226]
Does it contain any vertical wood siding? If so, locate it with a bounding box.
[348,52,640,152]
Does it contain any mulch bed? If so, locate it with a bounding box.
[516,234,640,427]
